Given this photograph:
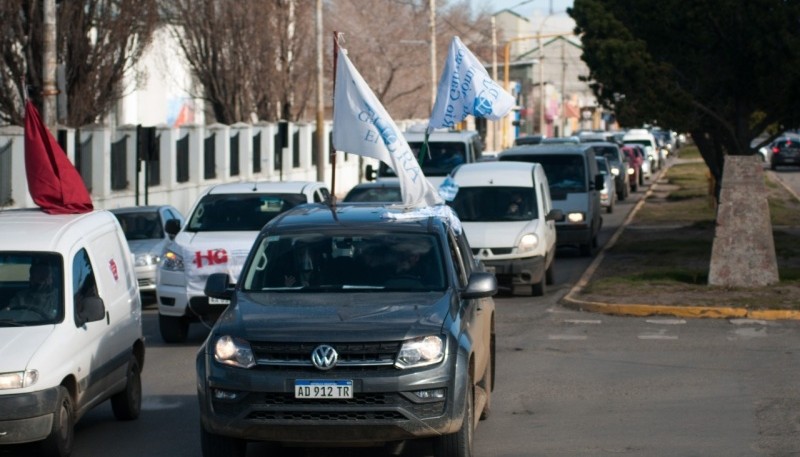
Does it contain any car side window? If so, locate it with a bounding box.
[447,230,469,288]
[72,248,99,326]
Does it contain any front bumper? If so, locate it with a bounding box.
[197,350,468,446]
[483,255,545,286]
[0,388,60,444]
[556,224,592,246]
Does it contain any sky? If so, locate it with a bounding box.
[470,0,575,16]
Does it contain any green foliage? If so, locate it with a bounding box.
[569,0,800,156]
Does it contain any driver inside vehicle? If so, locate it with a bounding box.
[6,262,59,319]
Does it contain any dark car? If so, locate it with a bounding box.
[513,134,545,146]
[588,142,630,201]
[198,203,497,457]
[770,135,800,170]
[498,144,604,256]
[342,181,402,203]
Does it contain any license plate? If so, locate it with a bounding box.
[294,380,353,399]
[484,265,496,274]
[208,297,230,305]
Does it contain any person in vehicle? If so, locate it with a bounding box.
[6,262,58,319]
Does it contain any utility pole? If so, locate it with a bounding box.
[315,0,325,182]
[538,35,545,136]
[43,0,58,131]
[429,0,437,111]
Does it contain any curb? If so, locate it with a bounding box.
[559,159,800,321]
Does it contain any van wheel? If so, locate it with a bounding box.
[479,334,494,420]
[201,425,246,457]
[545,260,555,285]
[159,314,189,343]
[111,356,142,420]
[579,243,593,257]
[532,278,545,297]
[433,374,474,457]
[39,387,74,457]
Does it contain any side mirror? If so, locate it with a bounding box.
[365,164,377,181]
[205,273,234,300]
[594,174,605,190]
[461,271,497,299]
[164,219,182,237]
[545,208,563,222]
[76,296,106,326]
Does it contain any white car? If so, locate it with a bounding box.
[156,181,330,343]
[111,205,185,294]
[0,209,144,456]
[447,161,561,296]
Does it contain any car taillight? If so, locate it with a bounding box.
[773,146,780,154]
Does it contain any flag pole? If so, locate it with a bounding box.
[329,31,341,209]
[418,130,431,164]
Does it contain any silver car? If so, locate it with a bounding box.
[111,205,184,293]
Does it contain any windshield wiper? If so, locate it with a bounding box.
[0,319,24,327]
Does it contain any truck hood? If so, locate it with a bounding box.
[0,326,54,371]
[213,291,452,342]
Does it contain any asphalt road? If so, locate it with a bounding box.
[5,161,799,457]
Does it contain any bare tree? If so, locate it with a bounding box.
[0,0,159,127]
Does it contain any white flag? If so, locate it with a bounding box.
[428,36,515,133]
[333,50,443,208]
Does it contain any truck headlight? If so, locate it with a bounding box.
[517,233,539,252]
[0,370,38,389]
[566,212,585,223]
[214,335,256,369]
[610,166,620,176]
[162,249,184,271]
[395,336,444,369]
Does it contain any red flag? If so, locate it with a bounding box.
[24,100,93,214]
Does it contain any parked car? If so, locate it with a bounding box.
[447,161,561,296]
[156,181,330,343]
[498,144,604,256]
[0,209,145,457]
[366,129,485,187]
[342,181,402,203]
[111,205,184,295]
[770,135,800,170]
[199,203,497,457]
[621,145,642,192]
[595,156,617,213]
[589,142,630,201]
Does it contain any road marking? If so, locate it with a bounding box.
[547,335,588,340]
[645,318,686,325]
[563,319,602,325]
[638,334,679,340]
[729,319,768,326]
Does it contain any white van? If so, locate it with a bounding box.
[447,161,561,296]
[0,209,145,457]
[156,181,330,343]
[623,128,663,172]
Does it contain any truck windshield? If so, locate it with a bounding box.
[241,232,446,292]
[448,187,538,222]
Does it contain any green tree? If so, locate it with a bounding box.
[568,0,800,186]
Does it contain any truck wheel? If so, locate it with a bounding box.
[159,314,189,343]
[201,425,246,457]
[111,356,142,420]
[39,387,74,457]
[433,374,474,457]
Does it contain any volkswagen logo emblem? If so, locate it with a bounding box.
[311,345,338,370]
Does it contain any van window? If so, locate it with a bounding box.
[0,253,64,325]
[448,186,538,222]
[73,249,99,309]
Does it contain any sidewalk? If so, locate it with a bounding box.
[560,158,800,321]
